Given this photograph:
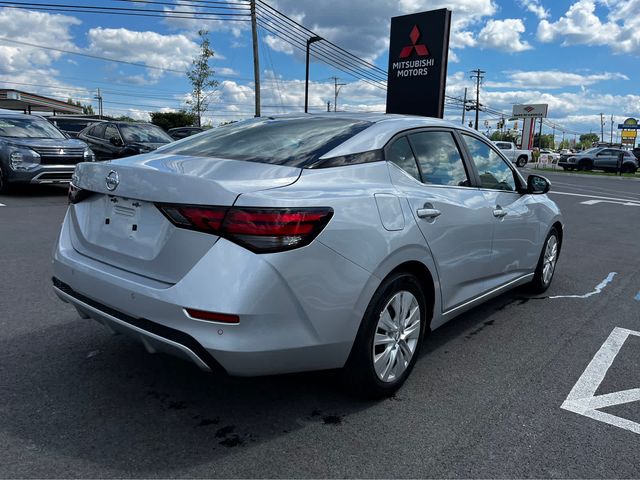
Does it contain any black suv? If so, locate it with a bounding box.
[0,113,94,193]
[47,116,105,138]
[78,121,173,160]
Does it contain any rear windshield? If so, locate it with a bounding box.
[0,117,66,139]
[157,117,372,167]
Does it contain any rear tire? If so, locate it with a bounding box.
[516,156,527,167]
[343,272,428,399]
[528,228,560,294]
[0,166,7,194]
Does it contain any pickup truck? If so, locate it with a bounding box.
[493,141,531,167]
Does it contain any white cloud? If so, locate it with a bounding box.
[0,8,80,75]
[518,0,549,19]
[265,0,497,63]
[477,19,532,52]
[86,28,200,80]
[537,0,640,55]
[485,70,629,89]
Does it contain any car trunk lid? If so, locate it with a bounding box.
[68,153,301,284]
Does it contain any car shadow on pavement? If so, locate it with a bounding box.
[1,287,537,476]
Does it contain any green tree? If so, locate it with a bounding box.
[186,29,218,127]
[490,130,519,143]
[66,98,94,115]
[577,133,599,150]
[558,139,571,150]
[533,133,555,149]
[150,111,197,131]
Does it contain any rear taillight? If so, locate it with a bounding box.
[156,204,333,253]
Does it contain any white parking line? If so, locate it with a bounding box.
[580,199,640,207]
[549,272,617,299]
[0,203,5,207]
[550,191,640,204]
[561,327,640,435]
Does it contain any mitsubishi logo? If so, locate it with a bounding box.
[105,170,119,191]
[399,25,430,58]
[59,149,65,155]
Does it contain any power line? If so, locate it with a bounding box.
[255,19,386,90]
[255,7,387,84]
[256,0,385,76]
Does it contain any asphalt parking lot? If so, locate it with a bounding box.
[1,170,639,478]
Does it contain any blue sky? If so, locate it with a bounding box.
[0,0,638,143]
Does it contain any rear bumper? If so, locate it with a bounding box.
[52,209,375,376]
[53,278,220,372]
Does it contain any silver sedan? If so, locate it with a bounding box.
[53,113,563,397]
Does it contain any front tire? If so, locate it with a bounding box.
[343,272,428,398]
[529,228,560,294]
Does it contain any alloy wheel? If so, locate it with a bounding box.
[372,290,421,383]
[542,235,558,286]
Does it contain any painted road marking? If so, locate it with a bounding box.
[549,272,617,299]
[562,327,640,435]
[0,203,5,207]
[635,292,640,301]
[580,199,640,207]
[551,191,640,204]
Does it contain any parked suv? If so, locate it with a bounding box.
[47,116,105,138]
[0,113,94,193]
[78,121,173,160]
[558,147,638,173]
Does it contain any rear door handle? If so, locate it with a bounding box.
[417,208,441,219]
[493,207,508,218]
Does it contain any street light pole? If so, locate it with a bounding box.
[305,36,322,113]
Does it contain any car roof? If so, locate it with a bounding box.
[0,112,47,120]
[284,113,481,158]
[48,116,106,122]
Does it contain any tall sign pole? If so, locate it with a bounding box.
[250,0,260,117]
[386,8,451,118]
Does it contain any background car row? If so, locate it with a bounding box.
[0,112,205,192]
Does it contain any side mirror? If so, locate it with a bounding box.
[109,136,123,147]
[527,174,550,194]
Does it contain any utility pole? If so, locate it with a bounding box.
[470,69,485,130]
[461,87,467,126]
[610,114,614,144]
[250,0,260,117]
[327,101,330,112]
[600,112,605,142]
[331,76,346,112]
[94,88,103,119]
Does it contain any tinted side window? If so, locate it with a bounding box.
[90,124,106,139]
[409,131,469,187]
[104,125,120,141]
[387,136,420,181]
[462,134,516,191]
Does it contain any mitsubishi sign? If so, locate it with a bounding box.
[386,9,452,118]
[512,104,549,118]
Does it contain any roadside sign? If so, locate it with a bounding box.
[386,8,452,118]
[512,104,548,118]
